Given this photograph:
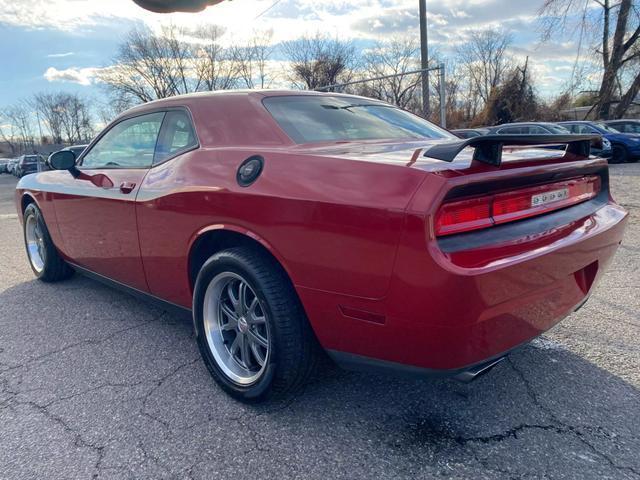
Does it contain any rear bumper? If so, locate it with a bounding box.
[301,201,628,374]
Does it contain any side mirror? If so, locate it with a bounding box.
[49,150,77,170]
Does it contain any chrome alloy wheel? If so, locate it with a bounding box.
[25,214,46,273]
[203,272,271,385]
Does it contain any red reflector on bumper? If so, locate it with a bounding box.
[435,176,601,236]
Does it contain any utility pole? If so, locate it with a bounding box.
[419,0,429,119]
[439,63,446,128]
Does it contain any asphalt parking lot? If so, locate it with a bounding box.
[0,168,639,480]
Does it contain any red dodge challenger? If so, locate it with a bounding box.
[16,91,628,401]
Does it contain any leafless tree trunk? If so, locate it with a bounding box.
[539,0,640,118]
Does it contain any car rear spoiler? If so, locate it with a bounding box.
[422,134,603,167]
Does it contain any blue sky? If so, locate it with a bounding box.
[0,0,592,107]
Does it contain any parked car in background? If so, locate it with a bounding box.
[488,122,572,136]
[451,128,489,139]
[487,122,612,159]
[15,90,627,402]
[15,155,43,177]
[559,121,640,163]
[604,119,640,135]
[0,159,9,174]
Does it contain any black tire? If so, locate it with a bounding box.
[611,144,629,164]
[193,247,317,402]
[22,203,74,282]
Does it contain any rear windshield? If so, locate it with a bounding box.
[263,96,454,144]
[23,156,39,163]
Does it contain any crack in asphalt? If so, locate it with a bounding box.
[138,357,201,432]
[5,399,105,477]
[508,358,640,478]
[0,312,165,375]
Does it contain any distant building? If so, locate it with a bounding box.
[561,97,640,121]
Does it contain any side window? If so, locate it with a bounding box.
[498,126,523,134]
[576,124,597,134]
[81,112,165,169]
[154,110,198,164]
[565,124,579,133]
[529,126,547,134]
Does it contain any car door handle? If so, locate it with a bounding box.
[119,182,136,194]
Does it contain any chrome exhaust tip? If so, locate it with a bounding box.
[453,356,506,383]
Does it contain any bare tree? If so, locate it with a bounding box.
[358,38,422,109]
[32,93,94,144]
[95,96,136,126]
[101,24,247,105]
[539,0,640,118]
[1,103,36,155]
[100,25,198,104]
[479,58,539,125]
[191,25,240,91]
[233,30,275,89]
[282,34,357,90]
[457,29,513,106]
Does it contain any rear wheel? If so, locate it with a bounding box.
[611,144,629,164]
[23,203,74,282]
[193,247,316,402]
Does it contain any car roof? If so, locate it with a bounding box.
[109,90,396,149]
[130,89,378,108]
[493,122,561,127]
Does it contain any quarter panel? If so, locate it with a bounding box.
[136,148,426,307]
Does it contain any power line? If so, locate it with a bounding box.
[255,0,283,19]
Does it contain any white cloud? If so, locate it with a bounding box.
[46,52,75,58]
[0,0,586,96]
[43,66,103,86]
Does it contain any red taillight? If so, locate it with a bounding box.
[435,197,492,236]
[435,176,601,236]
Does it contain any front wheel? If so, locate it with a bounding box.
[23,203,74,282]
[193,247,317,402]
[611,144,629,164]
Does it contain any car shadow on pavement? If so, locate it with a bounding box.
[1,275,639,479]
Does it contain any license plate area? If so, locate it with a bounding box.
[531,188,569,208]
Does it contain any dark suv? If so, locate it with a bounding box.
[15,155,42,177]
